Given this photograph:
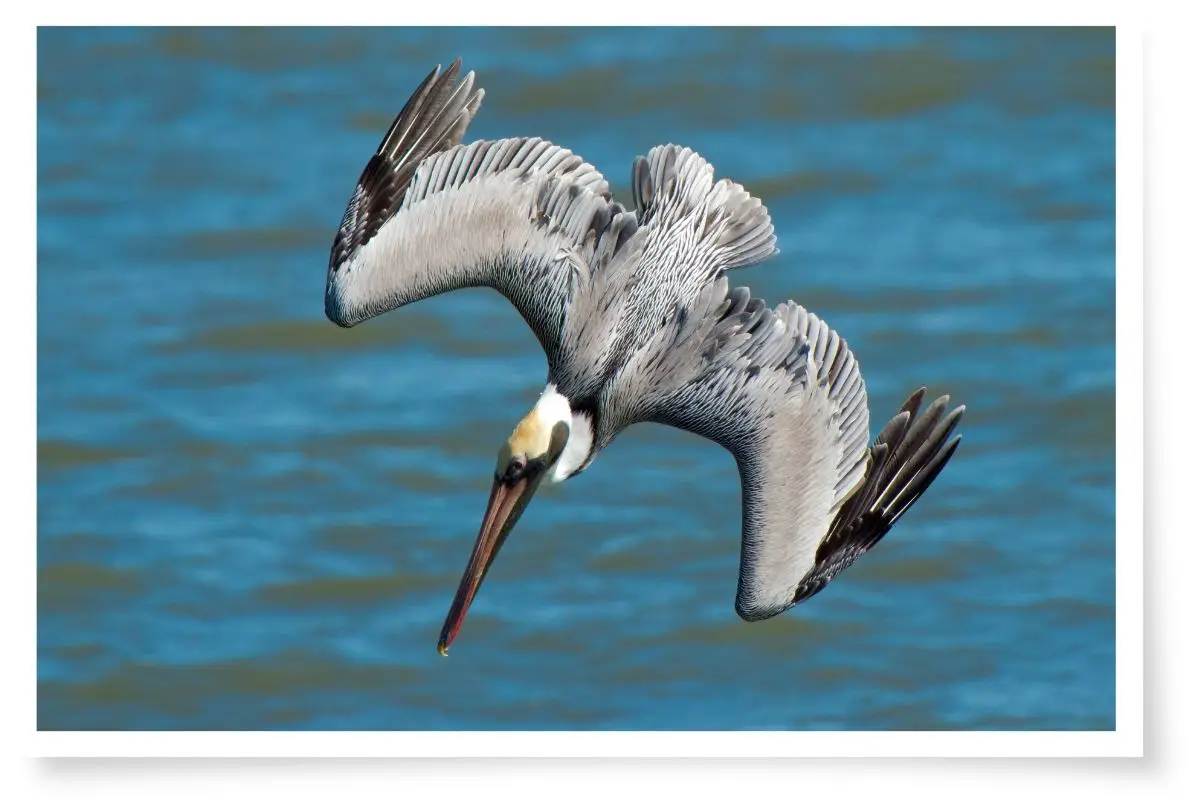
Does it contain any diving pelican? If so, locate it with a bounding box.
[325,60,965,656]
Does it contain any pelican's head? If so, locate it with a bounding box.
[437,387,591,656]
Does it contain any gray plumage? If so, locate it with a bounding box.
[326,60,965,622]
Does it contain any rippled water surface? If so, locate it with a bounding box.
[37,27,1115,730]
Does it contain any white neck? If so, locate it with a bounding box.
[537,386,594,483]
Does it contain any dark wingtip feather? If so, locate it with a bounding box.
[328,58,485,275]
[792,389,965,606]
[900,386,926,416]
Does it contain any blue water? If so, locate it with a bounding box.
[37,27,1115,730]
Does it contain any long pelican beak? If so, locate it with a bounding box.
[437,470,542,656]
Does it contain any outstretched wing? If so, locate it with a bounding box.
[325,60,619,358]
[639,280,964,620]
[602,144,963,620]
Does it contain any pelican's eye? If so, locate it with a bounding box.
[499,454,528,485]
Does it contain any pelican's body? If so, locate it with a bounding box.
[325,61,964,655]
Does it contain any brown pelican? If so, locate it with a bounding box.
[325,60,965,656]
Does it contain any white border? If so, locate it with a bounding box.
[1111,22,1144,754]
[33,730,1137,758]
[26,1,1129,26]
[19,11,1145,766]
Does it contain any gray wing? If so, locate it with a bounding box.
[605,146,964,619]
[638,282,964,620]
[325,60,618,358]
